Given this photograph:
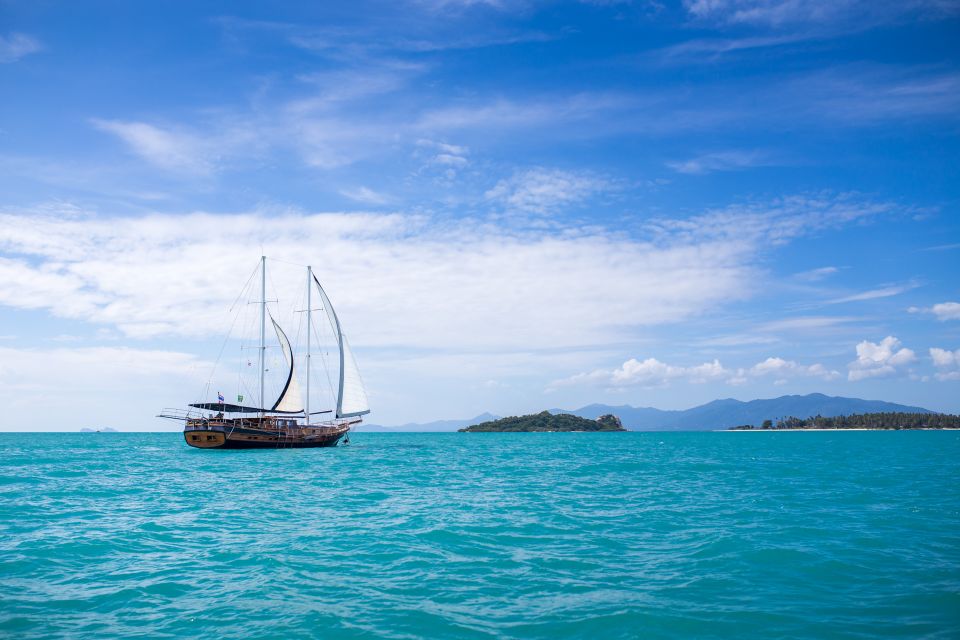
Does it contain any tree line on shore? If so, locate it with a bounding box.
[729,412,960,430]
[461,411,626,432]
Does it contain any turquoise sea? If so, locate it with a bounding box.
[1,431,958,639]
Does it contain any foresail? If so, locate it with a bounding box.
[270,315,304,414]
[312,274,370,419]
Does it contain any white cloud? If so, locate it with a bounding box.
[758,315,860,332]
[552,357,690,389]
[793,266,838,281]
[699,334,780,346]
[847,335,916,381]
[651,33,811,65]
[931,302,960,320]
[415,139,470,178]
[91,120,220,174]
[291,66,421,109]
[417,92,640,134]
[930,347,959,367]
[414,0,514,12]
[0,346,209,431]
[611,358,687,385]
[930,347,960,381]
[0,32,41,63]
[551,353,837,389]
[910,301,960,321]
[667,150,770,175]
[682,0,959,27]
[749,356,840,381]
[645,193,894,247]
[686,359,732,383]
[485,167,611,214]
[798,67,960,124]
[827,283,918,304]
[0,206,757,351]
[417,139,468,156]
[683,0,852,26]
[339,186,392,205]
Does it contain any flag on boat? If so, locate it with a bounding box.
[218,392,224,403]
[237,394,244,402]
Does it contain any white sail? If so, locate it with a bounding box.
[339,334,369,417]
[312,274,370,419]
[270,316,304,414]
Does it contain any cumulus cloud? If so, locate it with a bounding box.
[750,357,840,381]
[0,32,41,63]
[552,357,696,389]
[847,336,916,381]
[485,167,611,214]
[551,354,837,389]
[930,347,960,380]
[909,301,960,321]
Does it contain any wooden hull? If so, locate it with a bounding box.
[184,424,348,449]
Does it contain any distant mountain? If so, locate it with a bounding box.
[555,393,935,431]
[360,395,935,433]
[80,427,118,432]
[357,412,501,432]
[552,403,680,427]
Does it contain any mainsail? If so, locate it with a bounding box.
[313,274,370,419]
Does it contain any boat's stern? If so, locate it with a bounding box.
[184,429,227,448]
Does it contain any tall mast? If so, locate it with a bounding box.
[260,255,266,420]
[305,265,312,426]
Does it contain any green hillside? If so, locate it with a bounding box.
[460,411,626,432]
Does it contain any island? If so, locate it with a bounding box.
[728,412,960,430]
[459,411,626,432]
[80,427,119,432]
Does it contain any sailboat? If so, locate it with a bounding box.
[159,256,369,449]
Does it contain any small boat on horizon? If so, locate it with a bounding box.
[158,256,370,449]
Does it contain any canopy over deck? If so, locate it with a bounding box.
[189,402,302,414]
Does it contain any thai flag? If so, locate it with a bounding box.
[218,392,224,403]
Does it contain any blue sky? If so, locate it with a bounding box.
[1,0,959,430]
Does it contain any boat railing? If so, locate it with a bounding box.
[157,407,204,422]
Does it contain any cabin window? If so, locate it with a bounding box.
[206,435,216,441]
[191,435,199,441]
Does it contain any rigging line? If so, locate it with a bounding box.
[229,262,261,313]
[311,310,338,403]
[202,278,253,394]
[266,258,284,320]
[200,259,259,405]
[268,256,308,268]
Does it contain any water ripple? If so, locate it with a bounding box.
[1,431,958,638]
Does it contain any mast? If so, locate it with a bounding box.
[305,265,312,426]
[260,255,266,420]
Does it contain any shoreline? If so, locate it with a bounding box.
[723,427,960,432]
